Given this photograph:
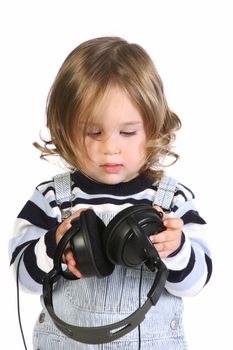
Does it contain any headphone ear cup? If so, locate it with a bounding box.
[105,205,165,268]
[71,210,115,278]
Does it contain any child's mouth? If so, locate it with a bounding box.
[101,163,123,173]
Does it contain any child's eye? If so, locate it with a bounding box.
[120,131,136,136]
[86,130,102,137]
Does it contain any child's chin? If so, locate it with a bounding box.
[101,173,137,184]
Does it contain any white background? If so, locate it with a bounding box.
[1,0,232,349]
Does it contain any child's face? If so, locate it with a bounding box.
[79,86,147,184]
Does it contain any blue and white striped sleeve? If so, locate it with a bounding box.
[163,183,212,297]
[8,183,61,293]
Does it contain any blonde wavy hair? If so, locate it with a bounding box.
[34,36,181,181]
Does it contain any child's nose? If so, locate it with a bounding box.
[103,135,121,155]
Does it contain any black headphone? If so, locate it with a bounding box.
[43,205,168,344]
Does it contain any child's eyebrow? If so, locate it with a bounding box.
[85,121,143,127]
[120,121,143,126]
[119,122,144,129]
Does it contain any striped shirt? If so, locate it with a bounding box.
[9,171,212,296]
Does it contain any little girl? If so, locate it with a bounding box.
[9,36,212,349]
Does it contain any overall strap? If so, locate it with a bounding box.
[53,173,178,215]
[53,172,73,220]
[153,176,178,211]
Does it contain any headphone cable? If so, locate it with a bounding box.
[138,265,143,350]
[16,253,28,350]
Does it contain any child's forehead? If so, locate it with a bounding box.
[78,84,146,128]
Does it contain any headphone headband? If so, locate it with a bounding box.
[43,259,168,344]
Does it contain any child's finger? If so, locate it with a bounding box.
[163,218,183,229]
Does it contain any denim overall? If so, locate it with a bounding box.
[33,175,187,349]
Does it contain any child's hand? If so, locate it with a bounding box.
[56,208,89,279]
[149,206,183,259]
